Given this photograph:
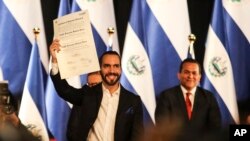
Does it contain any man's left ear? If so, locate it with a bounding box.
[177,73,180,80]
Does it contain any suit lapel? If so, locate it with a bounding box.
[94,83,103,112]
[176,86,192,120]
[116,86,129,117]
[176,87,188,117]
[192,88,202,119]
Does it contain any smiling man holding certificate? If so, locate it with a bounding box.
[53,10,100,79]
[49,48,144,141]
[49,10,144,141]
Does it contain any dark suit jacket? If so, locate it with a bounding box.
[155,85,221,132]
[51,73,144,141]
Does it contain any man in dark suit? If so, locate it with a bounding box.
[49,39,144,141]
[155,58,221,133]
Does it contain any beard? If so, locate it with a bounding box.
[101,72,121,86]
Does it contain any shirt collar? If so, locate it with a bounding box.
[180,85,197,96]
[102,84,120,96]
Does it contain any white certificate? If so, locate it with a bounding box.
[53,10,100,79]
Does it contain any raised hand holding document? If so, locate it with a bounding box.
[53,10,100,79]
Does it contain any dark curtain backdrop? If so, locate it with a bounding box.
[41,0,214,68]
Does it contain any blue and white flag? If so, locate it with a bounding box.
[45,1,72,141]
[0,0,49,96]
[202,0,250,125]
[121,0,191,123]
[19,41,49,141]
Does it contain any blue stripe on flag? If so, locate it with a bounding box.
[26,42,47,121]
[46,77,71,141]
[0,1,31,96]
[210,0,226,47]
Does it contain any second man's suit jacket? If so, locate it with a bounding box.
[155,85,221,131]
[51,73,144,141]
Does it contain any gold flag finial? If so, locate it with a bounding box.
[188,34,196,59]
[33,27,40,41]
[107,27,115,51]
[107,27,115,34]
[188,33,196,44]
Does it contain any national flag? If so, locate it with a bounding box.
[45,0,72,141]
[121,0,191,123]
[201,0,250,125]
[0,0,48,96]
[19,40,49,141]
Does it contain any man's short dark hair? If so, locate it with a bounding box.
[179,58,202,74]
[99,51,121,66]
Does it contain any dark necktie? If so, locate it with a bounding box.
[185,92,192,120]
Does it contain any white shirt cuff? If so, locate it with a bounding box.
[51,63,59,75]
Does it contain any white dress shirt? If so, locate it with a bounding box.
[51,62,59,75]
[87,84,120,141]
